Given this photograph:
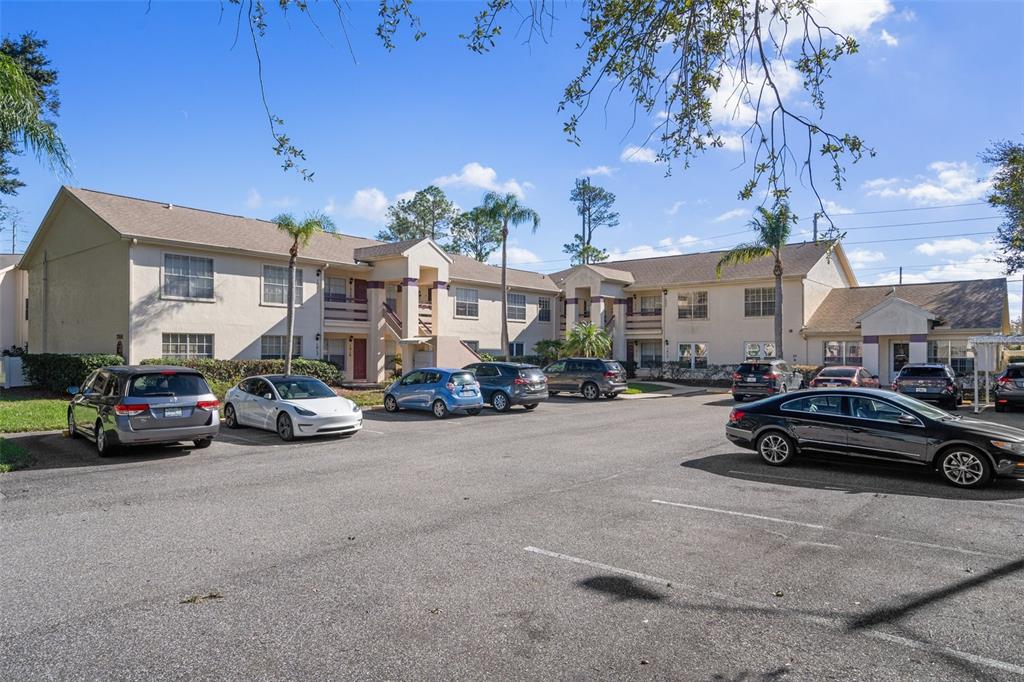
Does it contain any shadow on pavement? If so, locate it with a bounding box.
[577,575,667,602]
[681,451,1024,501]
[4,432,197,471]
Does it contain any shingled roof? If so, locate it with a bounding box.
[550,241,837,288]
[805,279,1008,334]
[449,254,560,292]
[352,238,431,261]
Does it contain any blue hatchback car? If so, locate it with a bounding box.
[383,368,484,419]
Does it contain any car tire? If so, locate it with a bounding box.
[733,394,744,402]
[466,408,482,416]
[432,399,449,419]
[995,403,1007,413]
[95,420,117,457]
[604,393,619,399]
[223,403,239,429]
[192,438,212,449]
[67,409,78,439]
[276,413,295,442]
[756,431,795,466]
[383,394,399,413]
[582,382,600,401]
[491,391,511,412]
[523,403,538,410]
[938,446,992,489]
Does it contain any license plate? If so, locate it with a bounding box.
[164,407,183,417]
[745,377,757,382]
[914,388,928,393]
[826,383,839,387]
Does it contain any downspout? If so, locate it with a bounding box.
[126,239,135,362]
[42,250,48,353]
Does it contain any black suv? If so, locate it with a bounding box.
[892,363,961,409]
[732,359,803,402]
[463,362,548,412]
[543,357,628,400]
[994,363,1024,412]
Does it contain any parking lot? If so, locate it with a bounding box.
[3,392,1023,680]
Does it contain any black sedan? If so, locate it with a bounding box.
[725,388,1024,488]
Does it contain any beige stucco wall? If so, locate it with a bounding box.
[802,253,851,325]
[127,243,322,363]
[0,264,28,350]
[446,282,558,355]
[24,197,130,355]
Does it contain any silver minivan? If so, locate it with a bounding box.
[68,366,220,456]
[543,357,628,400]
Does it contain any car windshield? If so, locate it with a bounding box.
[128,372,211,397]
[885,391,955,420]
[899,366,946,378]
[269,377,335,400]
[449,372,476,386]
[736,363,770,374]
[819,368,856,378]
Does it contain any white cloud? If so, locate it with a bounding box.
[620,145,658,164]
[434,162,528,197]
[879,29,899,47]
[808,0,894,37]
[245,188,262,209]
[270,196,297,209]
[323,196,337,215]
[872,253,1003,285]
[717,134,745,152]
[487,246,541,267]
[607,244,682,261]
[822,200,853,215]
[713,208,748,223]
[915,238,995,257]
[395,189,417,203]
[654,110,669,121]
[343,187,390,223]
[666,200,686,216]
[581,165,617,176]
[865,161,993,204]
[846,248,886,267]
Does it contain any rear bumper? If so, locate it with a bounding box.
[112,416,220,445]
[733,384,775,396]
[511,389,549,404]
[602,383,628,395]
[447,395,485,412]
[896,388,953,402]
[725,425,756,450]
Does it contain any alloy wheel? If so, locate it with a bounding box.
[432,400,448,419]
[277,414,294,441]
[583,383,599,400]
[942,450,984,486]
[759,434,790,464]
[384,395,398,413]
[492,392,509,412]
[67,410,77,438]
[224,404,237,428]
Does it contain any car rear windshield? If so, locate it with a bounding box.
[1005,366,1024,379]
[269,377,335,400]
[603,361,624,372]
[519,368,546,381]
[736,363,771,374]
[449,372,476,386]
[818,367,856,378]
[128,372,211,397]
[899,366,946,378]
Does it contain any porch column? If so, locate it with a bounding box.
[366,281,386,382]
[432,280,448,336]
[862,335,880,379]
[909,334,928,363]
[612,298,628,360]
[401,344,417,373]
[401,277,419,339]
[591,295,606,330]
[564,298,578,338]
[550,296,561,340]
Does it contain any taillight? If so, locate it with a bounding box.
[514,376,528,385]
[891,380,899,390]
[764,372,779,380]
[729,409,745,423]
[997,376,1011,386]
[115,403,149,416]
[196,399,220,410]
[446,382,456,391]
[732,372,742,380]
[604,370,617,377]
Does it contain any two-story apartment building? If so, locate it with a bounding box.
[16,186,1009,384]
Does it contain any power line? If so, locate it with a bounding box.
[844,230,994,246]
[798,201,989,221]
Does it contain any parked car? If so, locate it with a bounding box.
[892,363,962,409]
[223,375,362,441]
[731,359,803,402]
[383,368,483,418]
[67,366,220,456]
[809,366,880,389]
[994,363,1024,412]
[464,362,548,412]
[726,388,1024,488]
[542,357,628,400]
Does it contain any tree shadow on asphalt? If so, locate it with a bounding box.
[3,432,197,471]
[681,451,1024,501]
[577,575,667,602]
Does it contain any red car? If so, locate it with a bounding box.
[809,366,880,389]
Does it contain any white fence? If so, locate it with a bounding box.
[0,356,28,389]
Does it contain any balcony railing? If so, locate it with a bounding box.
[626,313,662,332]
[325,300,368,322]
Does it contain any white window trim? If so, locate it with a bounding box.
[507,292,527,323]
[161,332,215,359]
[677,290,709,320]
[160,252,215,303]
[261,263,304,308]
[538,297,552,322]
[261,334,303,359]
[678,342,709,369]
[453,287,480,320]
[743,287,776,318]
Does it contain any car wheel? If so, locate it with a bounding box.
[432,399,449,419]
[582,382,600,401]
[757,431,794,466]
[383,394,399,413]
[67,409,78,439]
[491,391,511,412]
[733,394,744,402]
[276,413,295,442]
[95,420,116,457]
[466,408,482,416]
[523,403,538,410]
[192,438,212,449]
[938,447,992,488]
[223,403,239,428]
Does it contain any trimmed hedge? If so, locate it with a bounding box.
[139,357,342,386]
[22,353,125,393]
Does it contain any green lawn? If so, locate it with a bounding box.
[624,382,668,395]
[0,438,31,472]
[0,392,68,433]
[338,388,386,408]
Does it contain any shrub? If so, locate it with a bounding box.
[139,357,342,386]
[533,339,564,364]
[22,353,124,393]
[617,360,637,379]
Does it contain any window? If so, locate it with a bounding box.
[781,395,845,415]
[507,292,526,322]
[261,335,302,359]
[161,333,213,358]
[129,372,212,398]
[464,340,480,352]
[454,287,479,318]
[473,364,500,378]
[850,397,918,425]
[928,340,974,375]
[679,343,708,369]
[744,287,775,317]
[508,342,524,357]
[263,265,303,306]
[546,360,566,372]
[325,277,347,303]
[163,254,213,300]
[639,295,662,315]
[824,340,863,366]
[638,340,662,369]
[744,341,775,359]
[677,291,708,320]
[538,297,551,322]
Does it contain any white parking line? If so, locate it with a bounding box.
[650,499,1010,559]
[524,545,1024,677]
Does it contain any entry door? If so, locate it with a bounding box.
[353,279,368,303]
[353,339,367,381]
[892,342,910,375]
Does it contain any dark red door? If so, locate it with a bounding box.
[353,338,367,381]
[354,279,368,303]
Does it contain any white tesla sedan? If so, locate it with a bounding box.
[223,375,362,441]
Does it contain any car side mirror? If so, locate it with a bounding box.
[67,386,79,396]
[897,415,918,426]
[262,392,273,400]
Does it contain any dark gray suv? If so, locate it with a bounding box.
[995,363,1024,412]
[543,357,628,400]
[731,359,803,402]
[68,366,220,456]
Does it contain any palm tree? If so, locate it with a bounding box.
[272,211,336,375]
[0,54,70,177]
[565,322,612,358]
[480,192,540,357]
[716,204,797,359]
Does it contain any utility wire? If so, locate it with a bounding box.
[797,201,988,221]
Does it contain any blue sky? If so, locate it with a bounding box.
[2,1,1023,311]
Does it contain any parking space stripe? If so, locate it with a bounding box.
[524,545,1024,677]
[650,499,1011,559]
